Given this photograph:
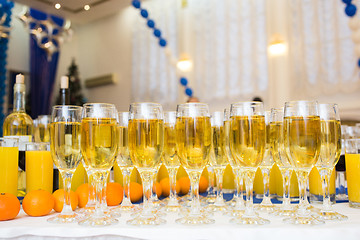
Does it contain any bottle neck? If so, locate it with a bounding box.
[60,88,70,105]
[13,84,26,112]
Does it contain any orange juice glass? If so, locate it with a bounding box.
[345,138,360,208]
[25,142,53,193]
[0,138,19,196]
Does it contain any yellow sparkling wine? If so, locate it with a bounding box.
[230,115,265,168]
[176,116,211,171]
[81,118,118,171]
[26,150,53,193]
[210,126,228,168]
[51,122,82,172]
[117,126,133,167]
[319,120,341,167]
[284,116,321,170]
[345,154,360,203]
[34,123,50,143]
[309,166,335,196]
[128,119,164,171]
[163,123,180,168]
[0,146,18,196]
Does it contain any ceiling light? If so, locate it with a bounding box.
[268,34,287,56]
[177,54,193,72]
[55,3,61,9]
[84,5,90,11]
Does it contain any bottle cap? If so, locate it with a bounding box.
[60,76,69,89]
[16,74,24,84]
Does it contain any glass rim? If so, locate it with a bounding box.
[52,105,83,110]
[83,103,116,108]
[130,102,162,107]
[284,100,318,105]
[25,142,50,146]
[177,102,209,107]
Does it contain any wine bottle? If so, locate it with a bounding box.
[3,74,33,197]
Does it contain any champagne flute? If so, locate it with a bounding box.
[79,103,119,227]
[206,111,229,212]
[175,103,214,225]
[115,112,139,212]
[316,103,347,220]
[270,107,295,216]
[229,102,269,225]
[48,105,82,223]
[283,100,324,225]
[224,108,245,216]
[257,111,277,212]
[127,102,166,226]
[163,111,181,212]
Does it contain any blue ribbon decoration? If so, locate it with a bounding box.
[0,0,14,137]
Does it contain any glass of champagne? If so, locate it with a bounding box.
[115,111,139,212]
[257,111,277,212]
[316,103,347,220]
[207,111,229,212]
[126,102,165,226]
[283,100,324,225]
[163,111,181,212]
[79,103,119,227]
[48,105,82,224]
[175,103,214,225]
[229,102,269,225]
[270,107,295,216]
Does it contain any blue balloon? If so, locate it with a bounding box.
[153,29,161,38]
[147,19,155,28]
[159,38,167,47]
[132,0,141,8]
[180,77,188,86]
[140,9,149,18]
[345,4,357,17]
[185,88,193,97]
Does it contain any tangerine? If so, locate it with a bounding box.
[23,189,54,217]
[76,183,94,208]
[125,182,143,203]
[178,176,190,195]
[199,176,209,193]
[160,178,181,197]
[106,182,123,206]
[0,193,20,221]
[152,182,162,198]
[53,189,78,212]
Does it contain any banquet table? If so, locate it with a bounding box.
[1,202,359,240]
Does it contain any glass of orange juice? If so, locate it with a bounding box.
[25,142,53,193]
[345,138,360,208]
[0,138,19,196]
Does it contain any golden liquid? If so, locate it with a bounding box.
[318,120,341,167]
[117,126,133,167]
[284,116,321,170]
[0,146,19,196]
[81,118,118,171]
[3,112,33,136]
[163,123,180,168]
[210,126,228,168]
[128,119,164,171]
[345,154,360,203]
[34,124,50,143]
[26,150,53,193]
[50,122,82,172]
[260,124,272,167]
[230,115,265,168]
[270,121,292,168]
[176,116,211,171]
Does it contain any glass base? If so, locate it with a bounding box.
[283,215,324,225]
[201,195,217,205]
[225,209,245,217]
[206,203,228,213]
[76,206,95,215]
[112,204,140,213]
[78,215,118,227]
[176,214,215,225]
[230,215,270,225]
[255,204,278,213]
[132,208,166,218]
[271,208,296,217]
[47,213,79,224]
[151,200,166,209]
[317,210,348,221]
[127,215,166,226]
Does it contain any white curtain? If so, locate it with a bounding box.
[189,0,268,106]
[289,0,360,97]
[131,0,178,110]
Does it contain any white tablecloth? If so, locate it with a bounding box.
[1,203,359,240]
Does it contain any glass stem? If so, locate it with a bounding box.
[244,170,256,216]
[207,166,215,197]
[87,172,96,206]
[214,168,224,205]
[282,169,292,209]
[261,168,271,203]
[168,167,178,203]
[94,172,107,218]
[122,168,132,205]
[235,169,245,208]
[296,170,309,216]
[61,172,74,215]
[189,171,201,215]
[141,171,153,216]
[151,170,158,201]
[320,168,332,212]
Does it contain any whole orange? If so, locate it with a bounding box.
[23,189,54,217]
[0,193,20,221]
[160,178,181,197]
[199,176,209,193]
[76,183,90,208]
[53,189,78,212]
[152,182,162,198]
[125,182,143,203]
[106,182,123,206]
[178,176,190,195]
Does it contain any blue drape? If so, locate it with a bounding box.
[29,8,63,119]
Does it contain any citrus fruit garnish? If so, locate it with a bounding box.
[106,182,123,206]
[23,189,54,217]
[0,193,20,221]
[178,176,190,195]
[125,182,143,203]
